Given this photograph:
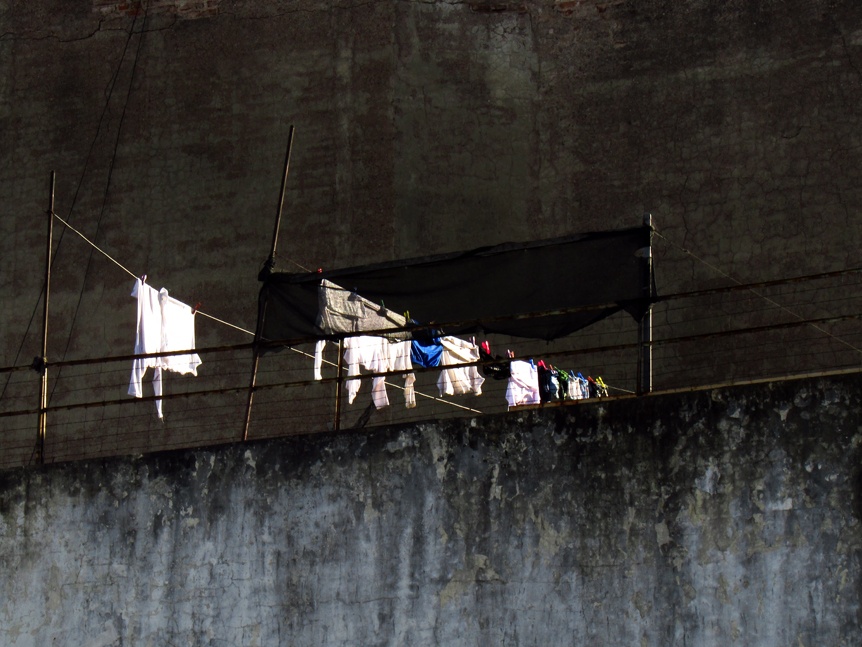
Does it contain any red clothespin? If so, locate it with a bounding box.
[192,302,201,315]
[317,268,323,273]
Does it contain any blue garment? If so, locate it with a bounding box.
[411,338,443,368]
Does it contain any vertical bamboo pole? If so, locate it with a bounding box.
[37,171,55,463]
[267,125,294,271]
[242,127,295,441]
[637,212,653,395]
[334,339,344,432]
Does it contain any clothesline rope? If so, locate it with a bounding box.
[52,212,137,279]
[196,311,254,336]
[48,212,640,411]
[653,228,862,355]
[288,344,483,414]
[53,211,259,338]
[283,257,313,273]
[49,213,486,415]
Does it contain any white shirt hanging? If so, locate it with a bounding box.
[343,336,390,409]
[128,279,201,418]
[505,360,540,407]
[341,336,416,410]
[437,336,484,397]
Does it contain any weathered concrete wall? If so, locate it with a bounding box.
[2,373,861,645]
[2,0,862,358]
[2,3,862,464]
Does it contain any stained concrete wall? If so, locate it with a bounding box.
[1,373,860,646]
[2,3,862,472]
[2,0,862,363]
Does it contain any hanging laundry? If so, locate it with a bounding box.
[437,336,484,397]
[479,340,511,380]
[390,339,416,408]
[593,376,609,397]
[505,360,540,407]
[566,370,583,400]
[557,368,571,400]
[342,336,416,409]
[587,376,610,398]
[316,336,415,408]
[344,336,390,409]
[313,339,327,380]
[317,279,409,340]
[575,372,590,399]
[411,335,443,368]
[537,360,559,403]
[128,278,201,419]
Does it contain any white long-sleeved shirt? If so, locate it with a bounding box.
[128,279,201,418]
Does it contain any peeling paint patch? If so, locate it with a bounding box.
[655,521,671,547]
[385,434,417,454]
[766,497,793,512]
[439,554,504,606]
[696,464,721,495]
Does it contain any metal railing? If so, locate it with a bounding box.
[2,267,862,470]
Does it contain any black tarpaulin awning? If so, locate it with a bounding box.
[258,225,654,343]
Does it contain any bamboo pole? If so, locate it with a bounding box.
[243,128,296,441]
[37,171,55,463]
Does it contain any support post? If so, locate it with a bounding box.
[260,125,295,279]
[334,338,344,432]
[37,171,55,463]
[241,351,260,442]
[637,212,653,395]
[243,128,296,440]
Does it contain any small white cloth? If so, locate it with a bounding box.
[128,279,201,418]
[313,339,328,381]
[505,360,540,407]
[390,340,416,409]
[437,336,484,397]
